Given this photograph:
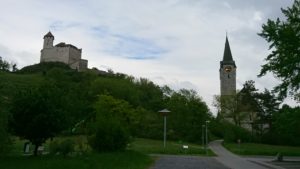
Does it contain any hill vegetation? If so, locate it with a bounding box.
[1,61,216,155]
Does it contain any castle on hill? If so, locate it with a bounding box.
[40,32,88,71]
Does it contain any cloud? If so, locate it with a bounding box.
[0,0,297,115]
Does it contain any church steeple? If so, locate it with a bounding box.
[220,35,237,96]
[220,36,236,68]
[223,36,233,61]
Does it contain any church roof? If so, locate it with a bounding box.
[223,36,233,61]
[44,31,54,39]
[220,36,236,67]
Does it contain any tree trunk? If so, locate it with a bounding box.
[33,144,39,156]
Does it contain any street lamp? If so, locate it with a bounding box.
[202,125,205,148]
[158,109,170,148]
[205,120,210,155]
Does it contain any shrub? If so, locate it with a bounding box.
[0,110,11,155]
[210,119,253,143]
[49,139,75,157]
[88,119,129,152]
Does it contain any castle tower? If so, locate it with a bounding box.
[220,36,236,96]
[43,31,54,49]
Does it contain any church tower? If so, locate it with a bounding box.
[43,31,54,49]
[220,36,236,96]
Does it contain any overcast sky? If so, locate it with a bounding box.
[0,0,296,113]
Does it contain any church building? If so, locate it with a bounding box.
[40,32,88,71]
[220,36,236,96]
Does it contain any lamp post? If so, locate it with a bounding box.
[205,120,210,155]
[202,125,205,148]
[158,109,170,148]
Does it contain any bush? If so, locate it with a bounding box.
[88,119,129,152]
[49,139,75,157]
[210,119,253,143]
[0,110,11,155]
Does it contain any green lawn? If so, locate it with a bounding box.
[129,138,215,156]
[223,142,300,156]
[0,151,152,169]
[1,137,153,169]
[1,136,215,169]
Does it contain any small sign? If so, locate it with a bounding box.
[183,145,189,149]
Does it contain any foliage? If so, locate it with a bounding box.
[0,56,11,72]
[88,95,131,152]
[10,82,67,155]
[88,119,130,152]
[210,119,253,143]
[3,61,214,150]
[224,142,300,156]
[213,94,247,126]
[0,99,12,154]
[264,105,300,146]
[258,0,300,100]
[254,89,281,137]
[18,62,71,74]
[91,76,164,112]
[166,89,211,142]
[49,139,75,157]
[129,138,214,156]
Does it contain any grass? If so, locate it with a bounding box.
[1,137,153,169]
[223,142,300,156]
[0,151,153,169]
[129,138,215,156]
[1,136,214,169]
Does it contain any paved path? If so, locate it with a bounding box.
[209,140,283,169]
[150,155,230,169]
[246,156,300,169]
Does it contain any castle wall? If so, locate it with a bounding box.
[79,59,88,71]
[41,47,70,64]
[68,47,81,69]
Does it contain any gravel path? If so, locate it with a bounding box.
[150,155,230,169]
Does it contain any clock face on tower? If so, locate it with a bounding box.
[224,66,232,72]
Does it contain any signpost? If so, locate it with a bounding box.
[158,109,170,148]
[205,120,210,155]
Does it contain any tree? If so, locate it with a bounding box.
[167,89,210,142]
[88,95,131,152]
[0,57,10,72]
[254,89,281,133]
[0,96,11,154]
[270,105,300,145]
[10,82,67,156]
[214,81,260,127]
[258,0,300,100]
[213,94,246,126]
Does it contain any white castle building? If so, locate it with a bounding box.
[40,32,88,71]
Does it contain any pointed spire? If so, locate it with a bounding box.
[223,35,233,61]
[43,31,54,39]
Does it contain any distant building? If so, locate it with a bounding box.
[40,32,88,71]
[219,36,236,96]
[219,36,257,130]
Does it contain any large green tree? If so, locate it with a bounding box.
[10,82,67,156]
[167,89,210,142]
[270,105,300,145]
[258,0,300,100]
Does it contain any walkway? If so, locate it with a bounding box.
[209,140,283,169]
[150,155,229,169]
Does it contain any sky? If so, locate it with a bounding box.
[0,0,297,114]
